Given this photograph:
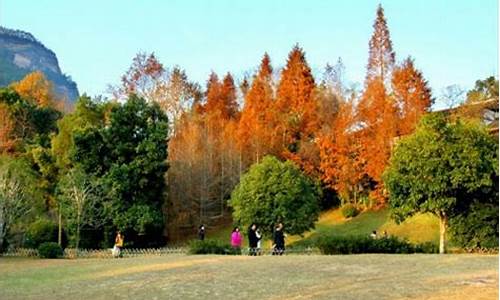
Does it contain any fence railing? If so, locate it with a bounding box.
[1,246,320,258]
[1,247,187,259]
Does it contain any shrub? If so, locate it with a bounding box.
[38,242,63,258]
[414,242,439,254]
[449,202,499,250]
[188,239,239,255]
[341,204,359,218]
[317,235,436,254]
[24,219,60,248]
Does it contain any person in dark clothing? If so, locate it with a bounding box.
[248,223,258,256]
[198,225,206,241]
[272,222,285,256]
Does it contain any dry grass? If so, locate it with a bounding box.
[0,254,497,300]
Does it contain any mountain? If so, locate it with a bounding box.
[0,26,79,102]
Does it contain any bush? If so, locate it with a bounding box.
[449,202,499,250]
[188,239,239,255]
[38,242,63,258]
[24,219,61,248]
[341,204,359,218]
[317,235,436,254]
[414,242,439,254]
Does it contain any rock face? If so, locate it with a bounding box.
[0,26,79,102]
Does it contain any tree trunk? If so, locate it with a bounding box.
[58,205,62,246]
[76,213,80,257]
[439,212,447,254]
[0,222,5,252]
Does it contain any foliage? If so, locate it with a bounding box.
[449,201,498,249]
[384,113,498,253]
[167,71,241,238]
[392,57,433,135]
[24,219,59,248]
[37,242,63,258]
[317,235,435,255]
[51,95,108,171]
[0,87,61,153]
[11,71,59,108]
[274,45,319,176]
[341,204,359,218]
[230,156,321,237]
[188,239,239,255]
[0,156,38,251]
[109,52,201,131]
[57,168,104,251]
[238,53,276,167]
[466,76,499,103]
[73,95,169,246]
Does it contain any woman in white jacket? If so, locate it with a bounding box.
[255,229,262,255]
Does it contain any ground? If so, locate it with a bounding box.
[0,254,497,300]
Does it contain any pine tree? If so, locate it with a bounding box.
[220,73,239,120]
[238,53,276,167]
[366,4,395,83]
[357,4,399,203]
[274,45,317,155]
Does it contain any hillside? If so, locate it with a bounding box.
[207,208,440,248]
[0,26,79,101]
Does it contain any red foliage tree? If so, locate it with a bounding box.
[238,53,276,167]
[392,57,433,136]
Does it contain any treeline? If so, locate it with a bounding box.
[0,5,497,250]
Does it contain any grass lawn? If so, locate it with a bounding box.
[0,254,497,300]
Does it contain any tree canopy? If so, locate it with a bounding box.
[229,156,321,237]
[384,113,498,253]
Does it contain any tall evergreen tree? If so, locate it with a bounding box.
[274,45,317,156]
[366,4,395,83]
[238,53,276,166]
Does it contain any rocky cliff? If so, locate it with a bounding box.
[0,26,79,101]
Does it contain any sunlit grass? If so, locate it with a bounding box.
[0,254,497,300]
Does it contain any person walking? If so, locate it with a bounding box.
[231,226,243,254]
[272,223,285,256]
[248,223,258,256]
[198,225,206,241]
[113,230,124,258]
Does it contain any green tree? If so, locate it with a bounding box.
[0,156,38,251]
[73,95,169,246]
[466,76,499,104]
[229,156,321,237]
[384,114,498,253]
[57,168,104,253]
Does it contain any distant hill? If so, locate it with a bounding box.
[0,26,79,102]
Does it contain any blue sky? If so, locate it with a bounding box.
[1,0,498,109]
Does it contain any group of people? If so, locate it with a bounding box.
[370,230,388,239]
[199,222,286,255]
